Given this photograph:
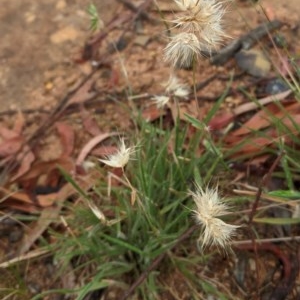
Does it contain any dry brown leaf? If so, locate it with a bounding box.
[13,110,25,134]
[36,192,64,207]
[233,90,292,115]
[226,135,276,156]
[279,114,300,133]
[247,154,272,167]
[209,112,234,130]
[18,158,74,183]
[17,183,74,255]
[17,171,96,256]
[209,90,292,130]
[0,188,33,204]
[0,127,20,140]
[232,101,300,136]
[0,110,25,141]
[0,137,23,157]
[76,132,119,166]
[91,145,117,157]
[232,103,281,136]
[0,185,61,212]
[82,114,102,136]
[233,137,273,154]
[10,148,35,182]
[68,78,96,105]
[3,202,41,213]
[55,122,75,157]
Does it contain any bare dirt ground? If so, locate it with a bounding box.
[0,0,300,299]
[1,0,299,112]
[0,0,118,112]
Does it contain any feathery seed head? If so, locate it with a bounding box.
[99,138,135,168]
[164,75,190,99]
[151,95,170,108]
[164,0,228,66]
[164,32,201,67]
[175,0,227,49]
[173,85,190,98]
[190,184,239,249]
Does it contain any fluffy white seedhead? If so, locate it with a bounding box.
[175,0,227,46]
[151,95,170,108]
[99,138,135,168]
[190,184,239,250]
[164,76,190,99]
[165,0,228,66]
[164,32,201,67]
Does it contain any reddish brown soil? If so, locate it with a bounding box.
[0,0,300,299]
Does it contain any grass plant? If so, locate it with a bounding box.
[37,2,300,299]
[37,107,242,299]
[2,1,300,300]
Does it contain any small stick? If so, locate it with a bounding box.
[232,236,300,245]
[245,151,284,298]
[248,151,285,224]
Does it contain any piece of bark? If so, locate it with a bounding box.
[211,20,284,65]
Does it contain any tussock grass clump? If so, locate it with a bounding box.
[49,117,239,299]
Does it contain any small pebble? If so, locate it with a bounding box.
[265,78,290,95]
[107,37,128,53]
[235,49,271,77]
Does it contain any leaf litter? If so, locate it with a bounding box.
[0,0,300,299]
